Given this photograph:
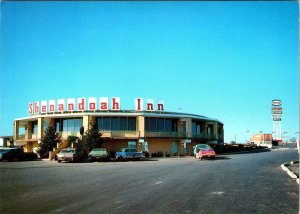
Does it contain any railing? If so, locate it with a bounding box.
[101,131,138,138]
[145,132,187,138]
[49,140,70,160]
[16,134,25,140]
[31,134,38,140]
[192,133,218,140]
[57,132,81,139]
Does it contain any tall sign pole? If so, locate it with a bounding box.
[272,99,282,143]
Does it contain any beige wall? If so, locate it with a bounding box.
[102,139,131,152]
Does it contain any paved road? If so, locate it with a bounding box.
[0,149,298,214]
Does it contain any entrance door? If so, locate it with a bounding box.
[172,142,178,155]
[142,142,149,152]
[128,141,137,149]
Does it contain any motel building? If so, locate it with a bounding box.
[14,97,224,159]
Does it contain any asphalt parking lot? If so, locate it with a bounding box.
[1,149,298,214]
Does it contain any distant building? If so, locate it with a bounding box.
[0,136,13,147]
[14,97,224,158]
[251,134,273,148]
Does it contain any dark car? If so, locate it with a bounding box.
[1,147,37,161]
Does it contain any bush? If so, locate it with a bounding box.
[143,151,149,158]
[109,151,116,158]
[158,151,164,157]
[151,152,157,157]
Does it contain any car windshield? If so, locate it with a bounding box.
[124,149,137,152]
[92,148,106,152]
[196,144,210,149]
[60,149,75,153]
[0,148,13,154]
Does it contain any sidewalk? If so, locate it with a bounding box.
[281,161,299,184]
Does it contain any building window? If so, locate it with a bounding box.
[55,119,63,132]
[164,119,172,132]
[145,117,178,132]
[97,117,136,131]
[102,117,111,131]
[111,118,119,131]
[43,121,48,131]
[32,121,38,134]
[157,118,164,132]
[57,118,83,132]
[192,120,202,134]
[127,118,136,131]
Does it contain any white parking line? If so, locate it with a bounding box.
[210,191,225,195]
[115,205,126,209]
[154,181,163,185]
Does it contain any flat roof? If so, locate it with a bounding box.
[15,110,223,124]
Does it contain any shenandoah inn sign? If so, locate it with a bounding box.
[28,98,165,115]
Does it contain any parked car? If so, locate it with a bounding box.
[88,148,110,161]
[56,148,85,163]
[194,144,216,160]
[0,148,11,161]
[0,147,37,161]
[115,148,144,160]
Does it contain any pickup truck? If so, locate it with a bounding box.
[115,148,144,160]
[0,147,37,161]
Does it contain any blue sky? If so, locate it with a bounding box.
[1,1,299,142]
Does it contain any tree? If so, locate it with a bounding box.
[83,120,103,153]
[38,125,61,158]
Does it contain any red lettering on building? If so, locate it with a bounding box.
[157,103,164,111]
[58,104,64,111]
[89,102,96,110]
[68,103,74,111]
[42,105,47,113]
[100,102,108,110]
[28,103,33,114]
[34,103,39,114]
[147,103,153,111]
[27,97,165,115]
[111,98,120,110]
[49,104,55,112]
[78,99,85,111]
[136,98,142,111]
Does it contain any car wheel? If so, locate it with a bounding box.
[58,160,61,163]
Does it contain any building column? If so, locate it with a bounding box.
[37,117,43,140]
[14,121,19,141]
[137,116,145,138]
[213,122,218,140]
[83,115,90,132]
[27,121,32,139]
[185,118,192,138]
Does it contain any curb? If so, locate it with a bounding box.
[220,148,271,155]
[281,161,299,184]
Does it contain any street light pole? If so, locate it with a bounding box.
[283,131,288,146]
[246,130,250,144]
[296,131,300,153]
